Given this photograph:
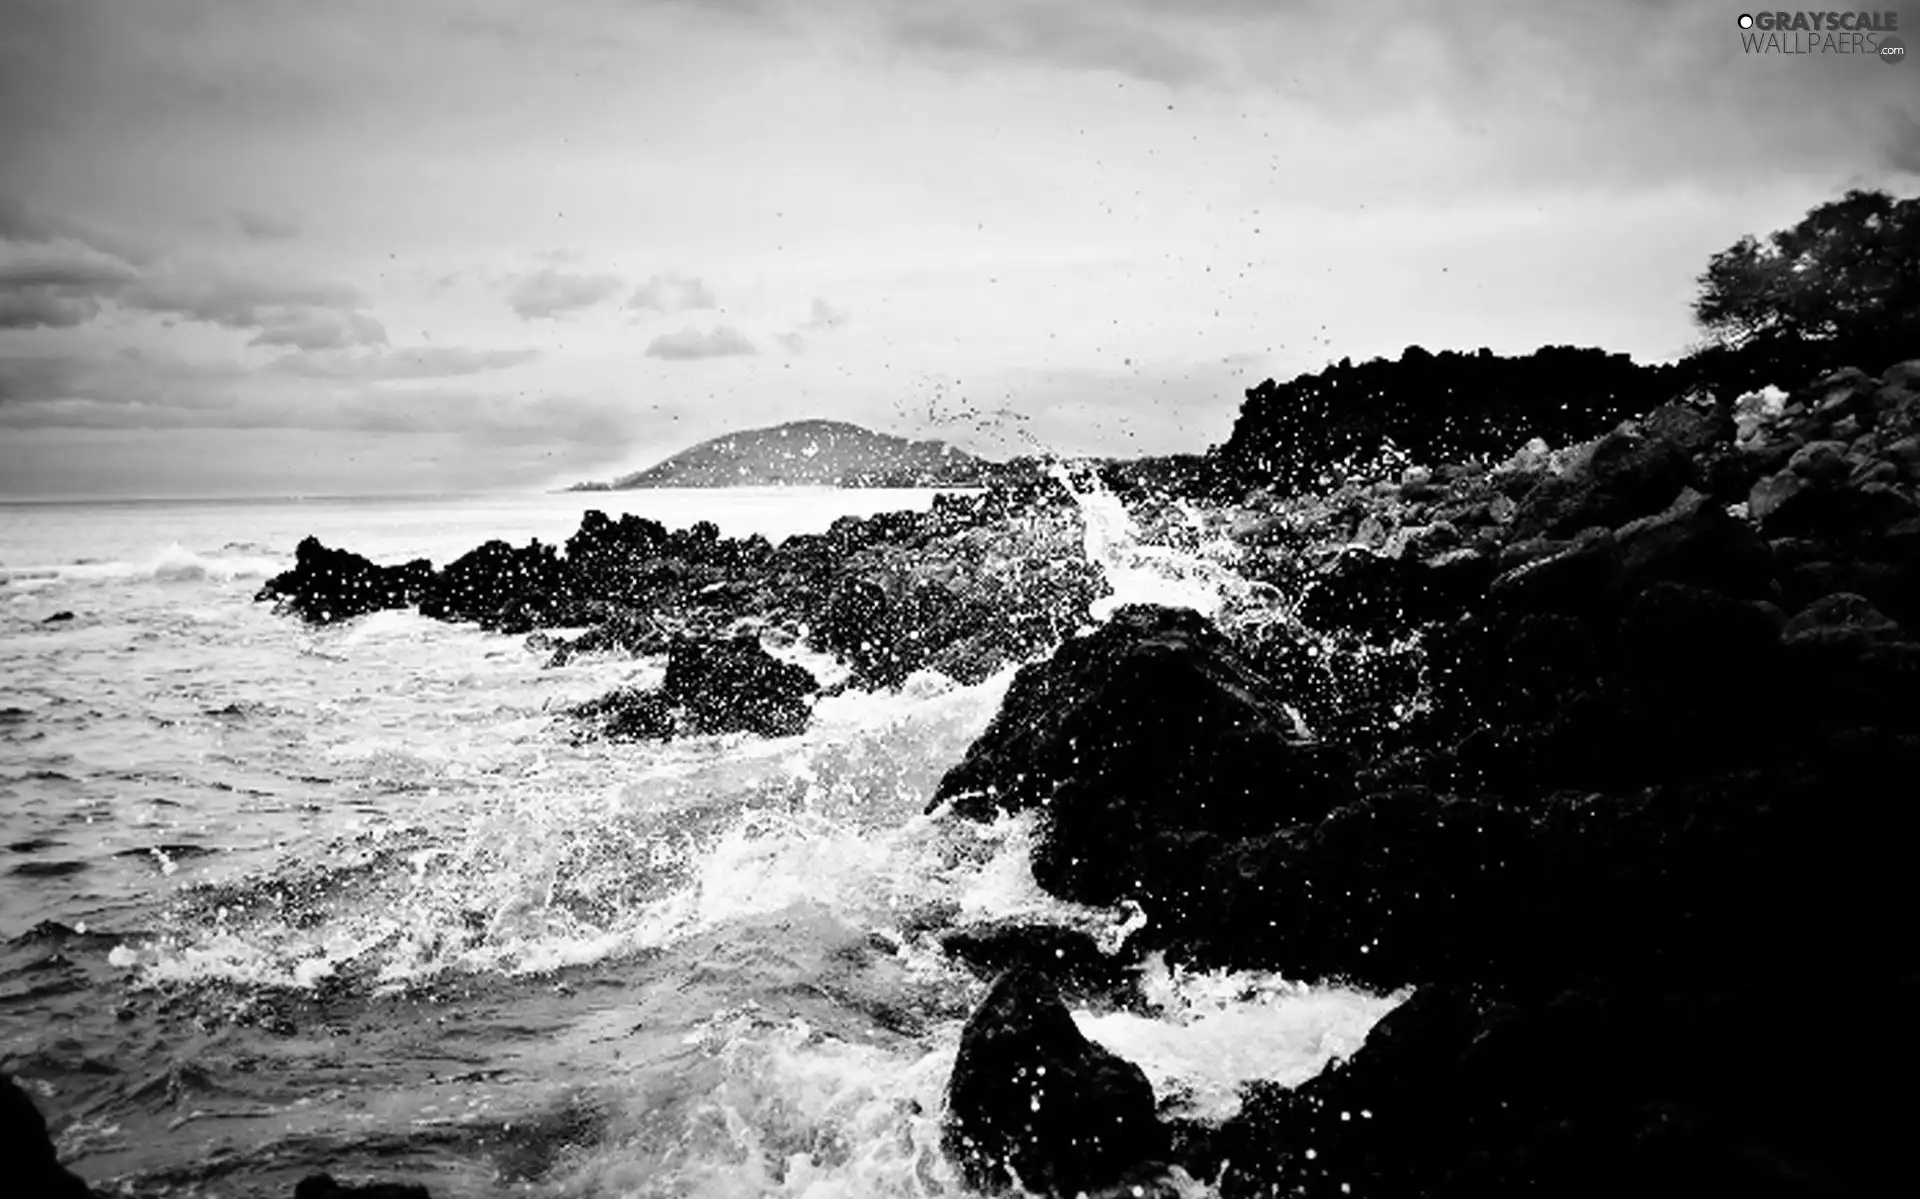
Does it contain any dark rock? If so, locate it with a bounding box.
[1641,400,1732,454]
[1210,978,1918,1199]
[418,537,582,630]
[543,605,669,666]
[41,611,74,623]
[664,634,817,737]
[1777,593,1920,732]
[1,1074,94,1199]
[1508,430,1692,540]
[571,633,817,741]
[294,1173,430,1199]
[1295,545,1499,639]
[930,605,1353,908]
[1610,488,1774,601]
[1785,439,1851,485]
[256,536,433,625]
[943,968,1164,1197]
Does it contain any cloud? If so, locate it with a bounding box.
[508,268,623,319]
[0,347,250,417]
[645,325,757,360]
[801,296,849,331]
[271,346,541,379]
[886,0,1220,85]
[776,331,807,354]
[232,209,301,241]
[249,310,390,351]
[117,265,387,349]
[0,236,142,328]
[627,271,719,312]
[0,347,617,453]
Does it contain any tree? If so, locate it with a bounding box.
[1693,188,1920,355]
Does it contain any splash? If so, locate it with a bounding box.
[0,542,287,587]
[1046,462,1259,622]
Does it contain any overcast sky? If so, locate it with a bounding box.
[2,0,1915,498]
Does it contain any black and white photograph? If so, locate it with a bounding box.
[2,2,1916,1196]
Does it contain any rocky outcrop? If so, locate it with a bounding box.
[1218,345,1688,497]
[2,1074,95,1199]
[570,633,818,740]
[929,604,1353,907]
[256,536,434,625]
[943,968,1165,1197]
[932,359,1920,1198]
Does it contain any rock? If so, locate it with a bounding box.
[1778,593,1920,732]
[663,634,817,737]
[1,1074,94,1198]
[1487,527,1618,617]
[1508,430,1692,540]
[41,610,74,623]
[929,604,1353,907]
[1785,439,1851,485]
[417,538,582,630]
[294,1174,430,1199]
[543,606,669,666]
[571,634,817,741]
[255,536,433,625]
[1641,400,1732,454]
[1750,468,1920,540]
[1209,977,1919,1199]
[1295,544,1498,639]
[1610,488,1774,601]
[943,968,1164,1197]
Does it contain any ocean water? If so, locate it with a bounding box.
[0,486,1399,1198]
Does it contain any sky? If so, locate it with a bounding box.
[1,0,1916,498]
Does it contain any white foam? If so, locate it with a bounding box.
[1047,462,1257,622]
[0,542,288,586]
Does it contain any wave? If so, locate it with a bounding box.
[0,543,288,587]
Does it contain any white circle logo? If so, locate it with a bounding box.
[1738,13,1754,29]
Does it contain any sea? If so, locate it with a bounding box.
[0,486,1400,1198]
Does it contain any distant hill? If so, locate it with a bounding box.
[576,419,996,489]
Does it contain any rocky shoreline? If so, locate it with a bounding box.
[922,358,1920,1197]
[15,355,1919,1196]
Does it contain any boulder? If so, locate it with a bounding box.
[664,634,818,737]
[571,634,817,741]
[930,605,1353,907]
[2,1074,94,1199]
[256,536,433,625]
[1508,430,1692,540]
[943,968,1164,1196]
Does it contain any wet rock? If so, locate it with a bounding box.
[943,968,1164,1197]
[1,1074,94,1198]
[571,633,817,740]
[664,634,817,737]
[417,537,582,630]
[1777,593,1920,732]
[1508,430,1692,540]
[930,604,1353,907]
[293,1174,430,1199]
[543,605,670,666]
[1209,977,1919,1199]
[1785,439,1852,485]
[1295,544,1499,639]
[256,536,433,625]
